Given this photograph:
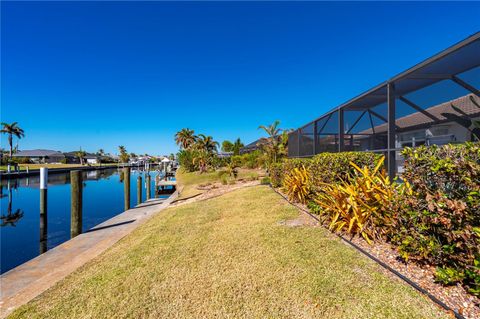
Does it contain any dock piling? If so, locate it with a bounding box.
[137,175,142,205]
[70,170,83,238]
[146,174,151,200]
[123,167,130,210]
[40,168,48,253]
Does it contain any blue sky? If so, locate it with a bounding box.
[2,1,479,155]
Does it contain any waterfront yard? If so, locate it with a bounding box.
[9,179,447,318]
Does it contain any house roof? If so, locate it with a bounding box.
[13,149,64,157]
[360,94,480,134]
[64,151,98,158]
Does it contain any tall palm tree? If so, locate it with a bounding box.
[97,149,105,156]
[196,134,219,153]
[258,120,282,163]
[1,122,25,159]
[175,128,196,149]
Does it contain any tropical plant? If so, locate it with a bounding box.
[97,149,105,156]
[1,122,25,159]
[221,140,234,152]
[315,157,401,244]
[196,134,219,153]
[192,148,211,173]
[225,160,238,179]
[175,128,197,149]
[75,149,87,165]
[118,145,129,163]
[258,120,283,164]
[232,138,244,156]
[282,165,310,204]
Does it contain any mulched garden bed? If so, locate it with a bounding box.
[349,237,480,319]
[273,187,480,319]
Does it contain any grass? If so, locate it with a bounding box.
[175,168,263,199]
[10,186,447,318]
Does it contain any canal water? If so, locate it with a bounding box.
[0,168,169,274]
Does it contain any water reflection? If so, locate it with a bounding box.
[0,182,25,227]
[0,166,170,274]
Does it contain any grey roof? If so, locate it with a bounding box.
[360,94,480,134]
[64,151,98,158]
[13,149,65,157]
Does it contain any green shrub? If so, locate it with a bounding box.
[220,174,228,185]
[389,142,480,296]
[308,152,381,193]
[229,151,266,169]
[269,152,381,194]
[268,162,283,187]
[246,172,259,181]
[260,176,270,185]
[10,157,32,164]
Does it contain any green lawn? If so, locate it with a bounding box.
[175,168,263,199]
[9,186,447,319]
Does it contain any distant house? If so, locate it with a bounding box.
[64,152,99,164]
[84,153,99,164]
[13,149,65,164]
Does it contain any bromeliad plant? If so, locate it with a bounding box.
[282,165,310,204]
[315,156,405,244]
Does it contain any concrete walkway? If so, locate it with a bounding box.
[0,192,177,318]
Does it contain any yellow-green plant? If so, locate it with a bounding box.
[282,166,310,204]
[315,156,405,244]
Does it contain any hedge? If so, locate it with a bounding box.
[269,152,381,190]
[389,142,480,295]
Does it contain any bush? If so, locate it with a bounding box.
[10,157,32,164]
[220,174,228,185]
[260,176,270,185]
[282,166,310,204]
[269,152,381,195]
[268,162,283,187]
[315,157,402,243]
[308,152,381,193]
[229,151,267,169]
[389,143,480,296]
[246,172,259,181]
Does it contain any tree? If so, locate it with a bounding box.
[175,128,197,149]
[221,140,234,152]
[232,138,244,156]
[169,153,175,161]
[258,120,282,164]
[118,145,129,163]
[196,134,219,153]
[1,122,25,159]
[75,149,87,165]
[97,149,105,156]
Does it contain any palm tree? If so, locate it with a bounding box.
[97,149,105,156]
[75,149,86,165]
[175,128,197,149]
[196,134,219,153]
[118,145,129,163]
[258,120,282,163]
[1,122,25,159]
[232,138,244,156]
